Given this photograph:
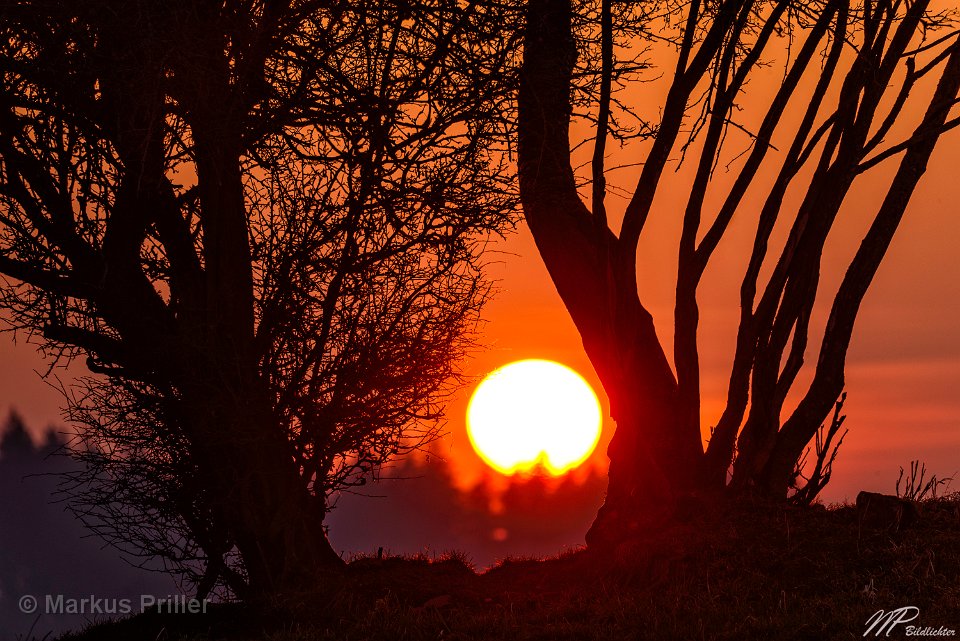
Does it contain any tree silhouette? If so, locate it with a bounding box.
[0,0,518,595]
[518,0,960,544]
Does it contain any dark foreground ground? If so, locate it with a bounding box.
[58,495,960,641]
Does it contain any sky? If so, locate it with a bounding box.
[2,131,958,508]
[438,166,960,504]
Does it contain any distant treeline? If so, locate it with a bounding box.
[327,454,607,568]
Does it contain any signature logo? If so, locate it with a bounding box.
[864,607,956,637]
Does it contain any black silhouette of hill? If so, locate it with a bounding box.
[59,492,960,640]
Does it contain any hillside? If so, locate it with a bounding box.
[58,495,960,641]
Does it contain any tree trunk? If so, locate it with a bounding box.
[181,382,344,596]
[519,0,707,546]
[164,16,345,593]
[519,0,960,546]
[585,384,686,545]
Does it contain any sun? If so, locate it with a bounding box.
[466,359,602,476]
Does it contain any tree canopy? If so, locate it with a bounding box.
[0,0,519,595]
[518,0,960,543]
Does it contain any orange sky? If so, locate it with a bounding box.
[2,152,957,503]
[442,35,960,501]
[3,24,959,506]
[437,151,960,502]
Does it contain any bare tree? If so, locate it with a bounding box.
[518,0,960,544]
[0,0,518,595]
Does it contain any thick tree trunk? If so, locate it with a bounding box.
[182,139,344,594]
[178,377,344,596]
[167,15,345,593]
[585,384,688,546]
[520,0,707,546]
[94,6,345,592]
[208,404,344,595]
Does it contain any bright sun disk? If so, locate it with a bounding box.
[466,359,602,476]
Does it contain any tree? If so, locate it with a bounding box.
[0,0,517,595]
[518,0,960,544]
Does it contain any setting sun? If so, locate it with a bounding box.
[466,360,602,476]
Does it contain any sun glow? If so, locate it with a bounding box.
[466,359,602,476]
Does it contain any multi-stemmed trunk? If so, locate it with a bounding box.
[518,0,960,545]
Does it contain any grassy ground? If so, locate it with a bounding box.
[59,495,960,641]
